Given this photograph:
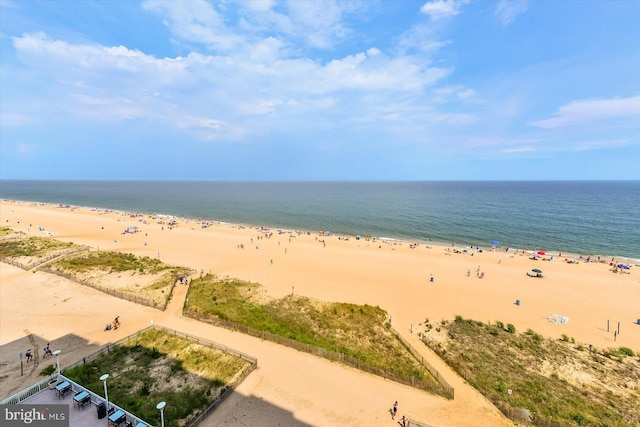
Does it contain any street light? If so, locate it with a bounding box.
[52,350,61,376]
[100,374,110,416]
[156,401,166,427]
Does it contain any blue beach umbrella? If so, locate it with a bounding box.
[491,240,499,246]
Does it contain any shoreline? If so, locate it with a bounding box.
[2,198,639,426]
[3,198,639,266]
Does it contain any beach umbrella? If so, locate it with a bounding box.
[537,251,545,255]
[491,240,499,246]
[618,264,630,270]
[531,269,543,274]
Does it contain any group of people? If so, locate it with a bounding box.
[104,316,120,331]
[24,343,53,362]
[390,401,407,426]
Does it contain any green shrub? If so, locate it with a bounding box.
[506,324,516,334]
[40,365,56,376]
[618,347,634,357]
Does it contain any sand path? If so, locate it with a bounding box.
[1,263,511,426]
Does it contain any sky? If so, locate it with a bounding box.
[1,0,639,181]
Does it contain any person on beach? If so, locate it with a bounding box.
[392,401,398,419]
[43,343,52,358]
[26,349,33,362]
[466,269,471,277]
[399,415,407,426]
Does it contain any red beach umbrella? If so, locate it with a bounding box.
[537,251,545,255]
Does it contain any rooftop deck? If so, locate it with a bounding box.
[23,387,108,427]
[10,376,151,427]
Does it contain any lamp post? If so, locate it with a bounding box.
[156,401,166,427]
[100,374,110,416]
[52,350,61,377]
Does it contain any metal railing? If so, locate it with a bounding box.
[58,374,151,427]
[0,378,52,405]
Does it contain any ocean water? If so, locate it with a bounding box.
[1,180,639,260]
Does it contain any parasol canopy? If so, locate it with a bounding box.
[537,251,545,255]
[491,240,499,246]
[531,269,543,273]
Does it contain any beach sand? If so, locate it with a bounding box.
[1,200,638,426]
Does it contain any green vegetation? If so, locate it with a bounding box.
[54,251,172,274]
[51,251,188,308]
[40,365,56,377]
[63,329,252,427]
[186,275,442,391]
[422,317,640,426]
[0,236,75,258]
[0,227,14,237]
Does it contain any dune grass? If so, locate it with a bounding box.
[422,316,640,426]
[51,251,188,307]
[185,275,441,388]
[0,236,76,258]
[63,328,252,427]
[0,227,14,237]
[53,251,173,274]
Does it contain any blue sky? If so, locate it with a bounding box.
[1,0,639,180]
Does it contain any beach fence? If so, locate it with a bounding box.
[0,247,90,271]
[183,309,454,399]
[61,325,258,427]
[495,402,574,427]
[35,266,186,311]
[407,419,437,427]
[388,325,455,399]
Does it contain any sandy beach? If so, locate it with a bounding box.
[1,200,639,426]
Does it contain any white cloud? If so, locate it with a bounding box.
[9,32,451,142]
[240,0,276,13]
[420,0,464,20]
[142,0,364,54]
[0,112,30,126]
[529,95,640,128]
[571,139,630,151]
[494,0,529,26]
[142,0,245,52]
[17,143,34,155]
[499,146,535,153]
